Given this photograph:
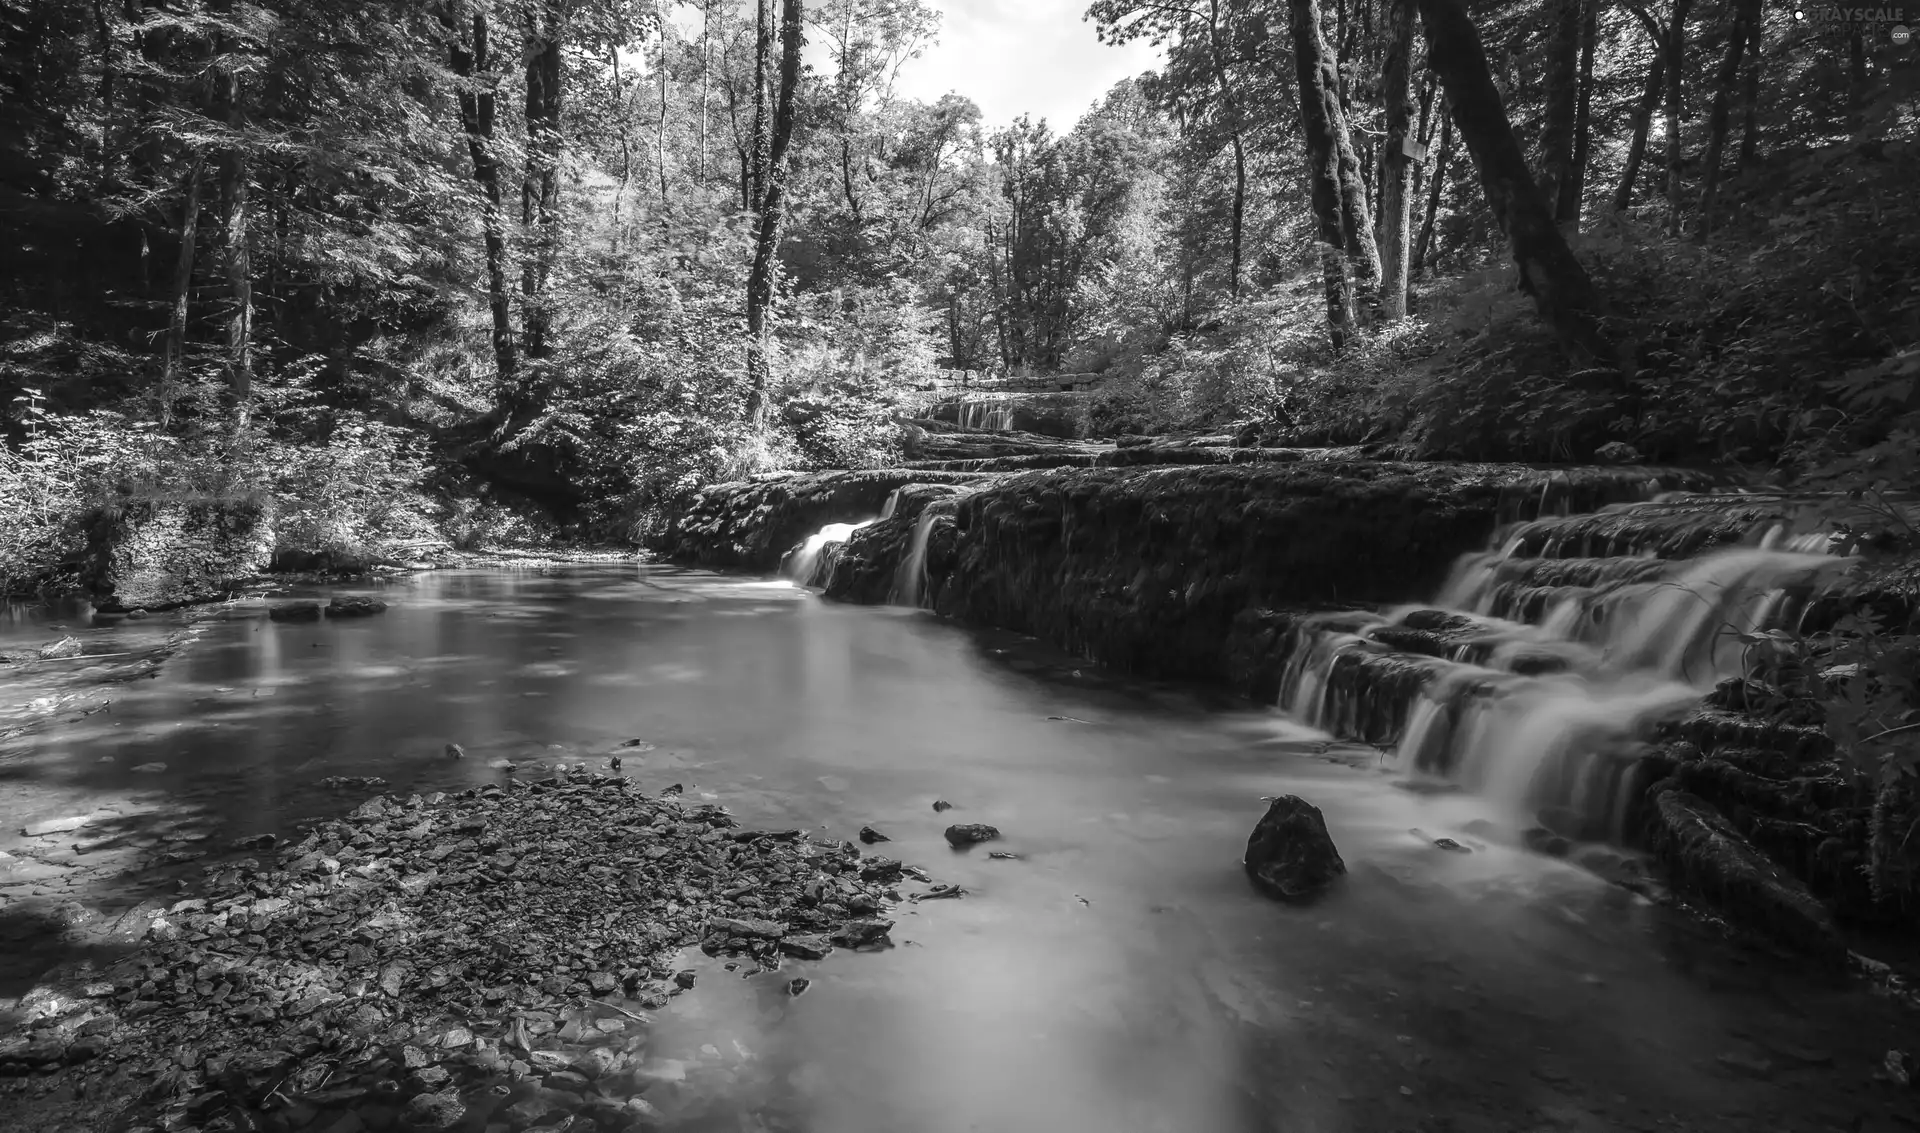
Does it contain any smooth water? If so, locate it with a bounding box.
[0,567,1911,1132]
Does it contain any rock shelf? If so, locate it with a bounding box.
[0,769,944,1132]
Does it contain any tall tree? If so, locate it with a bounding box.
[1378,0,1416,319]
[744,0,803,427]
[1612,16,1665,212]
[521,0,565,361]
[1659,0,1694,235]
[440,0,517,387]
[1411,105,1450,277]
[1695,0,1758,241]
[1538,0,1581,226]
[1415,0,1615,369]
[1290,0,1380,342]
[212,8,254,427]
[1560,0,1598,227]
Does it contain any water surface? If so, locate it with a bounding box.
[0,567,1912,1132]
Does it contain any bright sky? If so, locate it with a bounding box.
[894,0,1162,130]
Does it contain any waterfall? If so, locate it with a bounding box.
[890,510,939,608]
[957,398,1014,431]
[1275,496,1851,842]
[780,520,875,588]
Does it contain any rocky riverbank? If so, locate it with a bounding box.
[0,770,950,1132]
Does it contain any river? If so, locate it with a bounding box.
[0,565,1911,1132]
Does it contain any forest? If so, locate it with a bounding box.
[0,0,1916,580]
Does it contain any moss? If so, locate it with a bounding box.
[1644,787,1848,964]
[75,493,275,611]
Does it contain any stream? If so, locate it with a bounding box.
[1,565,1915,1132]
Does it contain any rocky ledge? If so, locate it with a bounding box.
[0,770,946,1132]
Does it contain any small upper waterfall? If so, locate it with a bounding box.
[956,398,1014,432]
[1275,495,1852,842]
[780,520,874,587]
[890,510,938,608]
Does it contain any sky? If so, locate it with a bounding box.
[892,0,1163,130]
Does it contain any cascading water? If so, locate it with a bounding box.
[1276,496,1853,842]
[956,398,1014,432]
[889,510,938,608]
[780,520,875,588]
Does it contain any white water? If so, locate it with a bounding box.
[1280,505,1851,841]
[890,509,939,608]
[957,398,1014,431]
[781,520,875,587]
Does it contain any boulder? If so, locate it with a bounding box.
[1244,796,1346,903]
[326,596,388,617]
[943,823,1000,848]
[269,602,323,622]
[76,494,274,611]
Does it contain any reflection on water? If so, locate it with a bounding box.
[0,566,1907,1132]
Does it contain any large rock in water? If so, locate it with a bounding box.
[1245,796,1346,903]
[651,469,988,572]
[75,494,274,611]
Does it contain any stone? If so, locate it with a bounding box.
[23,817,89,837]
[932,800,954,812]
[787,978,810,997]
[1593,440,1642,464]
[269,602,324,622]
[778,935,833,960]
[1522,827,1572,858]
[445,744,464,760]
[326,596,388,617]
[858,857,903,882]
[828,920,893,948]
[1244,796,1346,903]
[402,1090,466,1130]
[38,637,83,660]
[1646,790,1846,962]
[706,916,786,939]
[943,823,1000,848]
[857,826,889,844]
[132,762,168,773]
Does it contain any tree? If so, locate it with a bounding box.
[1289,0,1378,344]
[1378,0,1416,320]
[1415,0,1615,369]
[440,0,517,388]
[744,0,804,428]
[521,0,565,362]
[1538,0,1581,227]
[1695,0,1759,241]
[1611,18,1665,212]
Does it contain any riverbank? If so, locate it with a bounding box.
[0,768,943,1132]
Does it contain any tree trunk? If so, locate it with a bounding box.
[743,0,802,429]
[522,5,563,361]
[1412,108,1451,278]
[1204,0,1247,299]
[750,0,771,209]
[1412,69,1437,201]
[1561,0,1598,228]
[1290,0,1358,345]
[1539,0,1581,223]
[1695,0,1756,241]
[441,1,517,387]
[1415,0,1615,369]
[1662,0,1693,236]
[161,152,206,427]
[216,63,251,428]
[1736,7,1761,169]
[656,51,670,205]
[1379,0,1415,320]
[1612,32,1665,212]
